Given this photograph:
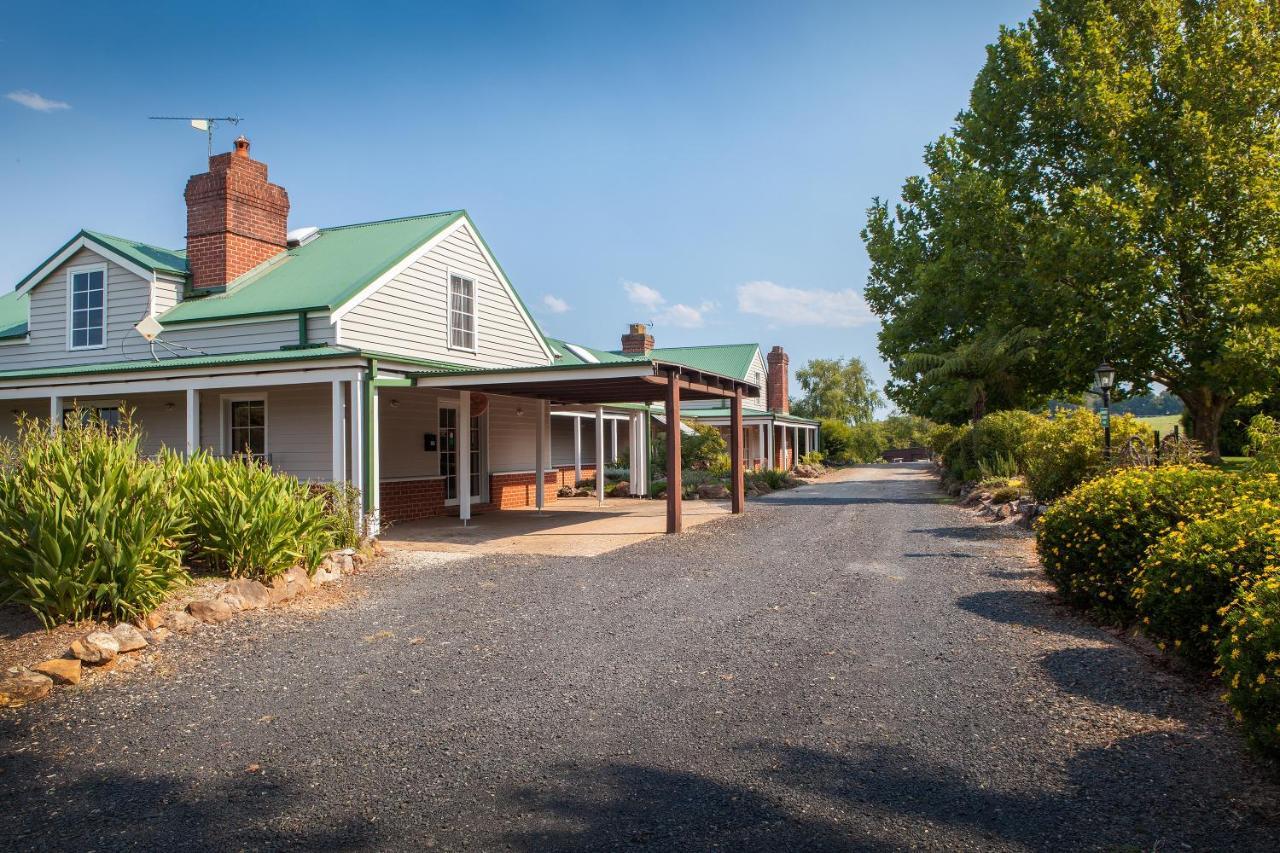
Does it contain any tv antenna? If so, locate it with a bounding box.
[148,115,242,156]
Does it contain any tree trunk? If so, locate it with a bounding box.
[1179,387,1231,463]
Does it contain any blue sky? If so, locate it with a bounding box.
[0,0,1036,406]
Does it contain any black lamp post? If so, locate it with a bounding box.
[1095,361,1116,459]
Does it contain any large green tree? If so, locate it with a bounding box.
[791,357,883,423]
[863,0,1280,458]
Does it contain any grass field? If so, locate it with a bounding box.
[1136,413,1184,436]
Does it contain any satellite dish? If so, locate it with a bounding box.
[135,315,164,342]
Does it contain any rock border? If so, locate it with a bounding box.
[0,545,382,710]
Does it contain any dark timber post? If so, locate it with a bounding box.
[730,389,744,514]
[666,370,682,534]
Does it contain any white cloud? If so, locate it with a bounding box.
[623,280,666,311]
[542,294,570,314]
[735,280,875,328]
[6,90,70,112]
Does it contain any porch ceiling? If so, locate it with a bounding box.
[409,360,759,406]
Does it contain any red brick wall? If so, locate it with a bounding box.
[490,471,561,509]
[554,465,596,488]
[766,346,790,413]
[380,478,446,525]
[184,137,290,288]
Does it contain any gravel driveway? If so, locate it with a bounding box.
[2,464,1277,851]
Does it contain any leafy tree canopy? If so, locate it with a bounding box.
[863,0,1280,458]
[791,357,883,424]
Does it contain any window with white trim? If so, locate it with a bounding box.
[228,399,267,459]
[448,273,476,350]
[69,268,105,349]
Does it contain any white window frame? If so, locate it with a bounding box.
[219,393,269,460]
[446,269,478,353]
[61,398,123,428]
[66,262,108,351]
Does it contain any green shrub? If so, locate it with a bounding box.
[683,422,727,468]
[1134,499,1280,666]
[746,467,796,491]
[180,453,338,579]
[1216,571,1280,760]
[818,419,857,463]
[926,423,961,456]
[1020,408,1149,501]
[1035,466,1261,621]
[848,422,887,462]
[708,453,732,477]
[1246,414,1280,474]
[800,450,825,465]
[940,423,977,481]
[0,414,188,626]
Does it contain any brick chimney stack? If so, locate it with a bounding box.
[184,136,290,289]
[621,323,654,355]
[766,345,790,413]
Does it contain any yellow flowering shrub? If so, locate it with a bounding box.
[1134,499,1280,666]
[1020,408,1150,501]
[1216,574,1280,760]
[1035,466,1253,621]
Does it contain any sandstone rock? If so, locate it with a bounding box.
[340,554,355,573]
[573,488,590,498]
[136,611,164,631]
[110,623,149,653]
[557,485,574,497]
[312,563,341,585]
[70,631,120,664]
[696,483,731,500]
[165,610,199,632]
[284,565,313,592]
[269,575,297,604]
[33,658,81,685]
[150,627,173,643]
[0,670,52,707]
[188,598,234,624]
[994,502,1013,520]
[223,579,271,611]
[614,480,630,497]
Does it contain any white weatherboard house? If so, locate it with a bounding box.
[0,139,784,534]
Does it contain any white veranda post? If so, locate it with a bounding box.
[573,416,583,485]
[187,387,201,458]
[458,391,471,523]
[330,380,344,481]
[535,399,547,512]
[595,406,606,505]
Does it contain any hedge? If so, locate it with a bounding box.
[1217,573,1280,760]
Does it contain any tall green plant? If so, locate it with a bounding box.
[0,413,188,626]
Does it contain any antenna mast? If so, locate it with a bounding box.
[148,115,243,155]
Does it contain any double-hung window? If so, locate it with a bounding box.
[228,399,267,460]
[69,267,105,349]
[448,273,476,350]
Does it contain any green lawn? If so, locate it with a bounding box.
[1136,413,1184,436]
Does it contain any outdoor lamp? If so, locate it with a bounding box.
[1094,362,1116,393]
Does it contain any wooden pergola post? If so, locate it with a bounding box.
[666,370,682,534]
[730,389,744,514]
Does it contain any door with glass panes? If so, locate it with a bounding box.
[439,405,484,503]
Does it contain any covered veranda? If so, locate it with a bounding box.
[409,360,760,534]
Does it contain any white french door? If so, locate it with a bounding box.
[439,405,485,503]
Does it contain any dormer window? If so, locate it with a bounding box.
[68,265,106,349]
[448,272,476,351]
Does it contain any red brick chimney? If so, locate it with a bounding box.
[184,136,289,289]
[621,323,654,355]
[766,345,790,413]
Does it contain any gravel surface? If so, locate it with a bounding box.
[2,463,1277,851]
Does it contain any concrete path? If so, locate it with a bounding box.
[2,464,1276,851]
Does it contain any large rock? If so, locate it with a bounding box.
[110,623,149,653]
[136,611,164,631]
[165,610,199,632]
[613,480,630,497]
[222,579,271,611]
[33,658,81,685]
[312,562,341,586]
[0,670,53,708]
[188,598,234,624]
[696,483,731,500]
[70,631,119,664]
[269,566,312,604]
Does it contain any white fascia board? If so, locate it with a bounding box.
[412,363,656,389]
[0,361,367,399]
[16,236,155,297]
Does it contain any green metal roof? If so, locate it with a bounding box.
[548,338,642,366]
[0,346,360,382]
[676,404,820,425]
[158,212,466,324]
[82,230,187,276]
[0,290,29,339]
[14,229,187,293]
[644,343,760,380]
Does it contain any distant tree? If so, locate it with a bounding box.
[792,357,882,424]
[863,0,1280,459]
